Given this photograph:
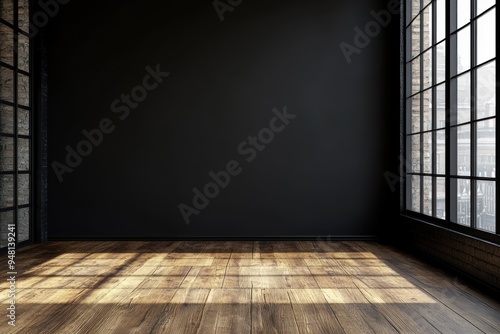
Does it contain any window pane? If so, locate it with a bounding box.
[0,136,13,171]
[436,42,446,84]
[18,207,29,242]
[0,0,13,24]
[0,211,13,248]
[457,124,470,175]
[411,175,421,212]
[476,60,496,119]
[456,72,471,124]
[435,177,446,219]
[411,134,421,172]
[423,176,432,216]
[0,24,14,66]
[411,14,421,58]
[18,109,30,136]
[436,129,446,174]
[0,66,14,103]
[424,132,433,173]
[0,104,13,134]
[477,180,495,233]
[422,5,433,50]
[18,34,30,73]
[476,120,495,177]
[409,94,420,133]
[457,0,471,29]
[18,0,29,34]
[18,174,29,205]
[422,89,432,131]
[411,0,420,21]
[423,49,433,89]
[477,0,495,16]
[0,174,13,208]
[436,0,446,42]
[436,83,446,129]
[477,9,496,65]
[411,56,421,95]
[457,178,471,226]
[457,25,471,74]
[18,138,29,171]
[18,73,30,107]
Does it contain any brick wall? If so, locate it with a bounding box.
[402,217,500,291]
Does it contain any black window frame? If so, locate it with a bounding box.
[402,0,500,245]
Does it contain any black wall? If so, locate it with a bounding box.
[47,0,400,238]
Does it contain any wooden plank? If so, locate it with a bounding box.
[252,288,300,334]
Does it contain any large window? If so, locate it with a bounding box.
[0,0,31,248]
[405,0,497,236]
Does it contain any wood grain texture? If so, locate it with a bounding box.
[1,241,499,333]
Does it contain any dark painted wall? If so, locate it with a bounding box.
[47,0,400,238]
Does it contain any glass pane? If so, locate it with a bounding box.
[477,181,496,233]
[423,132,433,173]
[422,5,433,50]
[476,120,495,177]
[0,136,13,170]
[410,94,420,133]
[0,0,13,24]
[476,60,496,119]
[18,73,29,107]
[411,0,420,20]
[457,72,471,124]
[436,0,446,41]
[436,42,446,84]
[18,138,29,171]
[411,134,421,172]
[18,0,29,33]
[436,83,446,129]
[18,207,29,242]
[423,49,432,89]
[411,56,421,95]
[18,174,29,205]
[422,89,432,131]
[411,175,421,212]
[435,177,446,219]
[0,23,14,66]
[457,178,471,226]
[0,104,14,134]
[0,174,13,208]
[457,25,471,74]
[18,34,30,73]
[477,0,495,16]
[457,0,471,29]
[436,129,446,174]
[0,211,14,248]
[477,9,496,65]
[0,66,14,103]
[410,14,421,58]
[457,124,471,175]
[18,108,29,136]
[423,176,432,216]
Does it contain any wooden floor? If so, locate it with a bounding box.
[1,241,499,334]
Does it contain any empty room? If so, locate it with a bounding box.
[1,0,499,333]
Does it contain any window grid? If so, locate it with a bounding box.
[0,0,32,248]
[404,0,498,236]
